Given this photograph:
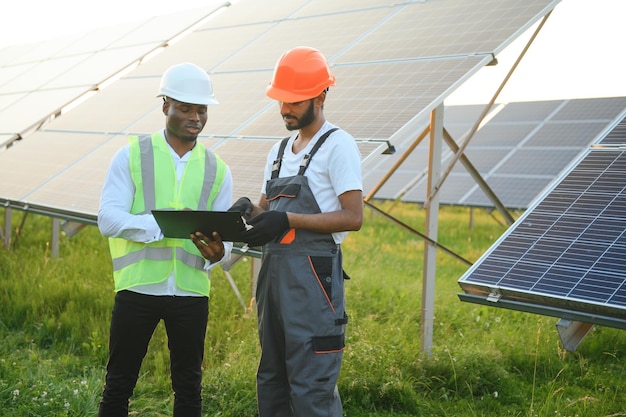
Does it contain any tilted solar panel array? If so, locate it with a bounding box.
[0,0,559,223]
[0,2,228,144]
[458,115,626,328]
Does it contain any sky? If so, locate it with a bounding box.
[0,0,625,105]
[446,0,626,104]
[0,1,211,48]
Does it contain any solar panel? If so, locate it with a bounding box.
[129,24,274,78]
[458,115,626,329]
[336,0,558,61]
[0,0,560,223]
[487,100,563,122]
[235,58,487,140]
[455,175,555,209]
[203,0,308,27]
[600,118,626,145]
[0,131,117,214]
[214,8,391,73]
[0,3,227,139]
[370,97,626,208]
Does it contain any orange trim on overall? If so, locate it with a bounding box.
[279,228,296,244]
[266,193,297,201]
[308,255,335,313]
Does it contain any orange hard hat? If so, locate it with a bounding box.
[266,46,336,103]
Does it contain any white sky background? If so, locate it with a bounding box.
[447,0,626,104]
[0,1,211,48]
[0,0,624,105]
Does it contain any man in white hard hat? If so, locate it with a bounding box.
[97,62,233,417]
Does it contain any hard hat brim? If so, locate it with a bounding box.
[156,93,219,106]
[266,85,319,103]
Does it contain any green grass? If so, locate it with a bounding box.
[1,202,625,416]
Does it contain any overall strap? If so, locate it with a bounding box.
[298,127,338,175]
[270,127,340,179]
[271,136,290,180]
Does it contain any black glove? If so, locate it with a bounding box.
[228,197,253,218]
[240,211,289,247]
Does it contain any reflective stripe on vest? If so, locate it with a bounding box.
[112,246,205,271]
[108,133,227,296]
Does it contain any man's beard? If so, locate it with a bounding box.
[285,100,315,131]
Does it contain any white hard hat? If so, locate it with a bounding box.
[157,63,218,105]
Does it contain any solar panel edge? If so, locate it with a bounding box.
[458,282,626,321]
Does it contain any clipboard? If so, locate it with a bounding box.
[152,209,246,242]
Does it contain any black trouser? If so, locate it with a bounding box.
[98,290,209,417]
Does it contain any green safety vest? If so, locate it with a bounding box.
[107,133,227,296]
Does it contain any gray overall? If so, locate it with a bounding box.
[256,128,348,417]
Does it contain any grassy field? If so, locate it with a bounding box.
[1,202,625,416]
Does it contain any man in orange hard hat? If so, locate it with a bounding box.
[230,46,363,417]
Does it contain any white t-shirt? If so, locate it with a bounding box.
[262,121,362,244]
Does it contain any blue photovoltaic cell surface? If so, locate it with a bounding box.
[459,116,626,322]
